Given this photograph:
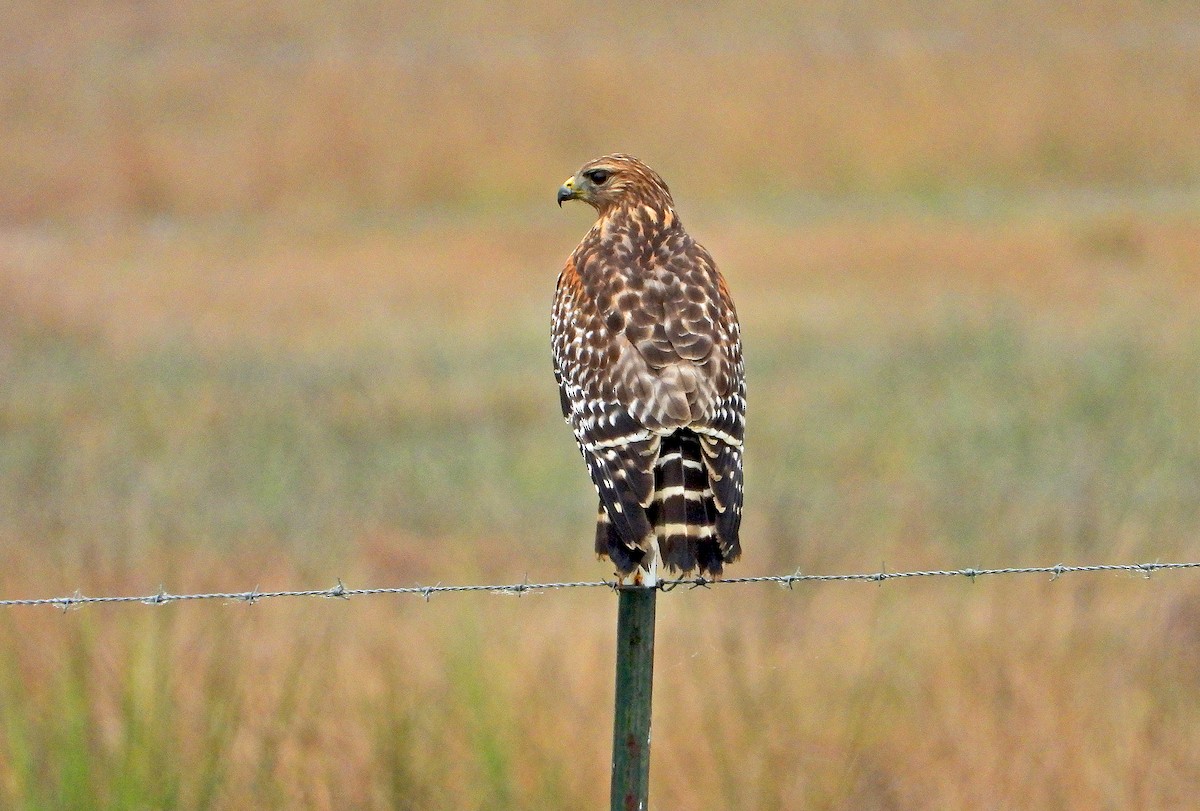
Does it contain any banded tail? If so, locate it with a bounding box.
[595,429,739,578]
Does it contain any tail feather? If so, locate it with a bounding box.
[651,430,725,577]
[595,503,646,574]
[595,428,739,579]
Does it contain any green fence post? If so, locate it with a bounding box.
[610,584,657,811]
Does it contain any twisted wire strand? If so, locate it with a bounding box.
[2,561,1198,609]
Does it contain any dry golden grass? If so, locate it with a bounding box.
[4,208,1199,352]
[3,2,1200,221]
[5,546,1200,809]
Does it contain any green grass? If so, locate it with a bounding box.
[4,310,1197,574]
[0,323,582,566]
[0,611,247,810]
[752,314,1200,563]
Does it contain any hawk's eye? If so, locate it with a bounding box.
[586,169,610,185]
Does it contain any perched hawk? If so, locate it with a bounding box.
[553,154,745,582]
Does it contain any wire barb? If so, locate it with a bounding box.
[141,587,171,606]
[2,562,1200,609]
[781,568,804,590]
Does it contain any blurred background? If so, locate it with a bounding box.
[3,1,1200,808]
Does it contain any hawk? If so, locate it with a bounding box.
[552,154,745,583]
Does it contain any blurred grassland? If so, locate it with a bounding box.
[4,2,1200,809]
[5,1,1200,221]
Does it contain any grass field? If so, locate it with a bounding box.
[4,2,1200,809]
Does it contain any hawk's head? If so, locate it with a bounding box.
[557,154,675,216]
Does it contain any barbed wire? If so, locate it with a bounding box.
[1,560,1198,610]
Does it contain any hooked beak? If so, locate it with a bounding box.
[557,176,577,207]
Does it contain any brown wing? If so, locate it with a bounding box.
[697,272,745,553]
[553,257,657,551]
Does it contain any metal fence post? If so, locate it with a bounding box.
[610,584,657,811]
